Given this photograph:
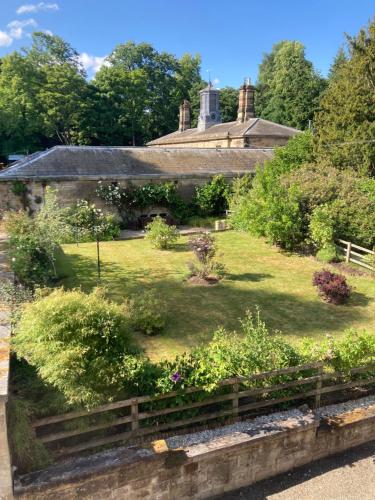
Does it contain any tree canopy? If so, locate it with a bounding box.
[314,17,375,176]
[255,40,326,130]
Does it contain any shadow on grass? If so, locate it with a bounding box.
[227,273,273,282]
[55,250,373,357]
[348,291,372,307]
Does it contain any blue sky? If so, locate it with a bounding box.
[0,0,374,86]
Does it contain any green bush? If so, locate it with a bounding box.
[145,216,179,249]
[125,290,167,335]
[5,211,52,286]
[194,175,231,216]
[316,245,341,263]
[309,204,335,249]
[12,288,138,407]
[228,132,313,248]
[5,188,71,286]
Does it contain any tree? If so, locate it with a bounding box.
[314,18,375,176]
[219,87,238,123]
[38,63,90,145]
[328,47,348,82]
[0,53,43,155]
[255,41,326,129]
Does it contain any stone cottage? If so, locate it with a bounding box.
[0,146,273,214]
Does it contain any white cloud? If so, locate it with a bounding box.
[16,3,59,15]
[7,18,37,39]
[212,78,220,86]
[0,30,13,47]
[78,53,109,74]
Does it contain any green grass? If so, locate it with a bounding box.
[56,231,375,361]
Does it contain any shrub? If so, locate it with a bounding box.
[5,188,71,286]
[145,216,179,249]
[125,290,167,336]
[12,288,137,407]
[194,175,230,216]
[312,269,351,304]
[309,204,335,249]
[150,309,302,394]
[5,211,52,286]
[316,244,341,263]
[187,232,226,280]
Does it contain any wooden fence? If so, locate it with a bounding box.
[30,362,375,459]
[336,239,374,271]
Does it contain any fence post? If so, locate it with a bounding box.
[131,399,139,432]
[315,364,323,409]
[232,380,239,420]
[345,242,352,263]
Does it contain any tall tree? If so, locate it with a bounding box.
[328,47,348,82]
[314,18,375,176]
[255,41,326,129]
[0,52,43,155]
[219,87,238,123]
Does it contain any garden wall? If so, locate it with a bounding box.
[14,399,375,500]
[0,174,235,216]
[0,239,13,500]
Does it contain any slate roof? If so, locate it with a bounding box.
[0,146,274,181]
[147,118,299,146]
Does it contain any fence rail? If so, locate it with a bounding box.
[31,362,375,458]
[336,239,374,271]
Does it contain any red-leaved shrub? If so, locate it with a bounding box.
[312,269,351,304]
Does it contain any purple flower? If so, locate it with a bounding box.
[171,372,181,383]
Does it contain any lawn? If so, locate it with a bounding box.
[56,231,375,361]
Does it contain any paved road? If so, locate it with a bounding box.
[216,441,375,500]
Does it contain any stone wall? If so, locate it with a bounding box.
[0,236,13,500]
[14,401,375,500]
[0,175,235,217]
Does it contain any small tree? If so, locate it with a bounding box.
[67,200,119,280]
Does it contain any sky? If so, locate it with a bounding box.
[0,0,374,86]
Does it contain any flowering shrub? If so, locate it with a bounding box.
[312,269,351,304]
[187,233,226,280]
[145,216,179,249]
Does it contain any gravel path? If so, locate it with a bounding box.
[166,396,375,450]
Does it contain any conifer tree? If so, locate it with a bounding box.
[314,18,375,176]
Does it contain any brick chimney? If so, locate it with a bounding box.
[237,79,255,123]
[178,100,192,132]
